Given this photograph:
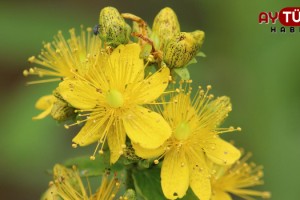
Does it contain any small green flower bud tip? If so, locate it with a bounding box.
[163,30,205,68]
[98,7,131,47]
[152,7,180,50]
[123,189,136,200]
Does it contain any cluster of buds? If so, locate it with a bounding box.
[94,7,205,75]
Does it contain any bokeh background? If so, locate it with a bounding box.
[1,0,299,199]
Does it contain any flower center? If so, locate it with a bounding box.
[106,89,124,108]
[174,122,191,140]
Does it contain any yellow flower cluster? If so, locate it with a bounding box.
[41,164,134,200]
[24,6,270,200]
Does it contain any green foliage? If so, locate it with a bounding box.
[64,155,123,177]
[181,188,198,200]
[171,67,190,80]
[140,43,153,59]
[132,167,165,200]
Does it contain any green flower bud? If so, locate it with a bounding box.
[51,98,75,122]
[123,189,136,200]
[152,7,180,50]
[123,145,142,162]
[163,30,205,68]
[98,7,131,47]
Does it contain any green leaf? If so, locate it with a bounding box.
[181,188,198,200]
[144,64,157,77]
[150,32,160,50]
[196,51,206,57]
[172,67,190,80]
[64,155,124,177]
[187,58,198,65]
[183,51,206,68]
[132,167,165,200]
[140,43,153,59]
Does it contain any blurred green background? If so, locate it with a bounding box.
[1,0,299,199]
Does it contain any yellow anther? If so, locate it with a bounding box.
[28,56,35,63]
[90,156,96,160]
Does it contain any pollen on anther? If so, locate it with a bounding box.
[99,150,104,154]
[28,56,35,63]
[207,85,212,90]
[87,27,92,32]
[90,156,96,160]
[64,124,69,129]
[48,181,54,186]
[23,70,29,76]
[262,191,271,198]
[72,143,78,148]
[237,127,242,131]
[154,160,159,164]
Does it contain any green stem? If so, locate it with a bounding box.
[126,166,135,190]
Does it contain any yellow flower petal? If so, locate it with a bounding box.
[72,115,108,146]
[211,190,232,200]
[131,142,165,159]
[108,44,144,85]
[132,66,170,104]
[205,137,241,165]
[32,95,56,120]
[32,106,53,120]
[123,106,171,149]
[186,149,211,200]
[34,95,56,110]
[161,149,189,199]
[107,121,126,164]
[58,79,102,110]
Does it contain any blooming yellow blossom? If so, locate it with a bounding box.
[41,164,121,200]
[58,43,171,164]
[32,95,56,120]
[24,26,102,120]
[133,83,241,199]
[23,26,102,84]
[210,152,271,200]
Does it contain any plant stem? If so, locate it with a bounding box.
[126,166,135,190]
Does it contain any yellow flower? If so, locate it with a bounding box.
[133,83,241,200]
[41,164,121,200]
[32,95,56,120]
[58,43,171,164]
[210,152,271,200]
[23,26,102,84]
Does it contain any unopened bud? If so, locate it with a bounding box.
[98,7,131,47]
[51,98,75,122]
[152,7,180,50]
[123,189,136,200]
[163,30,205,68]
